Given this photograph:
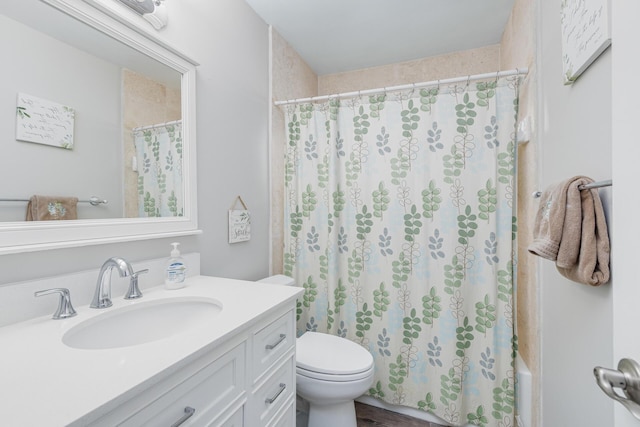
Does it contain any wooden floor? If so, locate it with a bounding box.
[355,402,447,427]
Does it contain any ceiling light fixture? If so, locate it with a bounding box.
[116,0,168,30]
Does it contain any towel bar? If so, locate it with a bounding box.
[532,179,612,198]
[0,196,108,206]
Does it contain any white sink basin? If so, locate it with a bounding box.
[63,297,223,350]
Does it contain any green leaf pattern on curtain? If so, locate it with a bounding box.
[284,77,520,427]
[134,123,183,217]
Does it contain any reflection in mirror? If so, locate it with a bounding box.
[0,0,182,222]
[0,0,198,254]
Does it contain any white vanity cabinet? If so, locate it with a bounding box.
[86,307,297,427]
[0,276,302,426]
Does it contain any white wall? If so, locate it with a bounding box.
[538,1,614,425]
[611,0,640,425]
[0,15,123,221]
[0,1,270,285]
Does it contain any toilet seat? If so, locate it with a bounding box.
[296,365,374,382]
[296,332,374,381]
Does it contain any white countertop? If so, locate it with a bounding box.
[0,275,302,427]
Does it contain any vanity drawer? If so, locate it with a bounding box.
[254,356,295,426]
[266,397,295,427]
[119,342,246,426]
[253,309,295,383]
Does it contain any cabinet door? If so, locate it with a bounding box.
[118,343,246,426]
[205,404,243,427]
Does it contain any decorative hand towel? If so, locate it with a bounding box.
[527,178,575,261]
[555,179,610,286]
[25,195,78,221]
[528,176,610,286]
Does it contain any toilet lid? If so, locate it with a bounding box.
[296,332,374,375]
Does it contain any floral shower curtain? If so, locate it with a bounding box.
[134,122,183,217]
[284,76,520,427]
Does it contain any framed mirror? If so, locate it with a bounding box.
[0,0,199,254]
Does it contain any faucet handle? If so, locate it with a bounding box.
[34,288,77,320]
[125,269,149,300]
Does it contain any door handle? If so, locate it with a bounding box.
[594,358,640,420]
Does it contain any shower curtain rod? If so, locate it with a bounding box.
[132,119,182,132]
[274,67,528,106]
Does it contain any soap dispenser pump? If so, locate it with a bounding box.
[165,242,187,289]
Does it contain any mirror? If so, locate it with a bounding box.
[0,0,199,253]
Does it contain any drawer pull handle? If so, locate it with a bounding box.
[171,406,196,427]
[266,334,286,350]
[265,383,287,404]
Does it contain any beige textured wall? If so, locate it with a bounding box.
[499,0,538,425]
[271,30,318,273]
[122,69,181,218]
[318,45,500,95]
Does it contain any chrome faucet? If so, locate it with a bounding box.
[90,257,134,309]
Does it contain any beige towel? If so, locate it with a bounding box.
[25,195,78,221]
[528,176,610,286]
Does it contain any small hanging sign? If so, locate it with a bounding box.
[229,196,251,243]
[560,0,611,85]
[16,93,75,149]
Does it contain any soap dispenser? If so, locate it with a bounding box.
[165,242,187,289]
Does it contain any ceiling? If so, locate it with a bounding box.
[245,0,515,76]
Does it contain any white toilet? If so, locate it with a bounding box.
[258,275,375,427]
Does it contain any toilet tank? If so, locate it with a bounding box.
[258,275,296,286]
